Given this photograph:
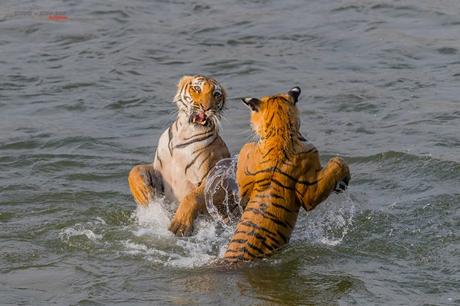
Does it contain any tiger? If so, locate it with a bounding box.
[222,86,351,262]
[128,75,230,236]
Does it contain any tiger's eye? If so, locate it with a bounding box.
[214,91,222,98]
[193,86,201,93]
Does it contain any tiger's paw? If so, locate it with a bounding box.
[330,157,351,193]
[169,213,194,237]
[334,176,349,193]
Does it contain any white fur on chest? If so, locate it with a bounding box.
[153,115,219,203]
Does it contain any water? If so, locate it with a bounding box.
[1,0,459,304]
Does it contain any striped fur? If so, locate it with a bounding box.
[224,87,351,262]
[128,75,230,236]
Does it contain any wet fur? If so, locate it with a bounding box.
[224,88,351,262]
[128,75,230,236]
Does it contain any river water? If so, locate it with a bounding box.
[1,0,459,305]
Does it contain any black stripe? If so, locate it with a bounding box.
[224,254,248,261]
[243,177,269,189]
[270,193,284,199]
[274,168,318,186]
[267,112,276,127]
[227,246,258,258]
[254,186,270,193]
[197,153,210,171]
[156,152,163,168]
[249,198,294,214]
[278,96,291,104]
[184,149,207,174]
[246,207,287,224]
[239,220,281,244]
[271,178,295,191]
[296,178,318,186]
[265,128,274,139]
[191,135,218,154]
[182,130,215,141]
[274,168,298,182]
[168,126,174,156]
[246,241,264,255]
[246,165,318,187]
[240,246,258,258]
[174,133,216,149]
[271,202,294,213]
[281,148,295,165]
[262,147,274,158]
[230,239,247,244]
[295,188,306,202]
[254,193,284,200]
[178,98,188,110]
[298,147,317,155]
[235,230,277,251]
[245,208,293,229]
[241,188,251,200]
[245,167,275,176]
[199,164,214,184]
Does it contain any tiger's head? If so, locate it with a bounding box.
[241,87,305,142]
[174,75,226,128]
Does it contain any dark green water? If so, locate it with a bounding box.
[1,0,459,305]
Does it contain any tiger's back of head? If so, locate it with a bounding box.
[242,87,304,146]
[174,75,226,129]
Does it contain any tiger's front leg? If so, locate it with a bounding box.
[169,178,234,236]
[169,183,205,236]
[128,164,163,206]
[299,157,350,211]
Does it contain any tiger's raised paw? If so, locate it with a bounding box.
[334,175,350,193]
[169,214,194,237]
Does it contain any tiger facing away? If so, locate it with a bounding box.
[128,75,230,236]
[223,86,351,262]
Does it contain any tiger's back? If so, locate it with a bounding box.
[224,143,317,262]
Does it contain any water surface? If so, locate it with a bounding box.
[1,0,459,305]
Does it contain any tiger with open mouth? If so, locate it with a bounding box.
[128,75,230,236]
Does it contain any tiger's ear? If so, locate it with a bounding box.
[241,97,261,112]
[288,87,301,104]
[177,75,194,89]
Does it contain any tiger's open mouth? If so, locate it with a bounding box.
[191,112,208,125]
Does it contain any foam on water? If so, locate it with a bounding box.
[59,219,105,243]
[133,197,173,238]
[60,227,102,242]
[122,197,234,268]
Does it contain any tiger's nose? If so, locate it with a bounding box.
[200,102,212,112]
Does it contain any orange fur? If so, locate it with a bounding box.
[224,87,350,262]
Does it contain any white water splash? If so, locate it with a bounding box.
[60,228,102,241]
[122,157,356,267]
[59,219,105,242]
[134,197,173,238]
[295,191,356,246]
[204,156,242,227]
[120,197,233,268]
